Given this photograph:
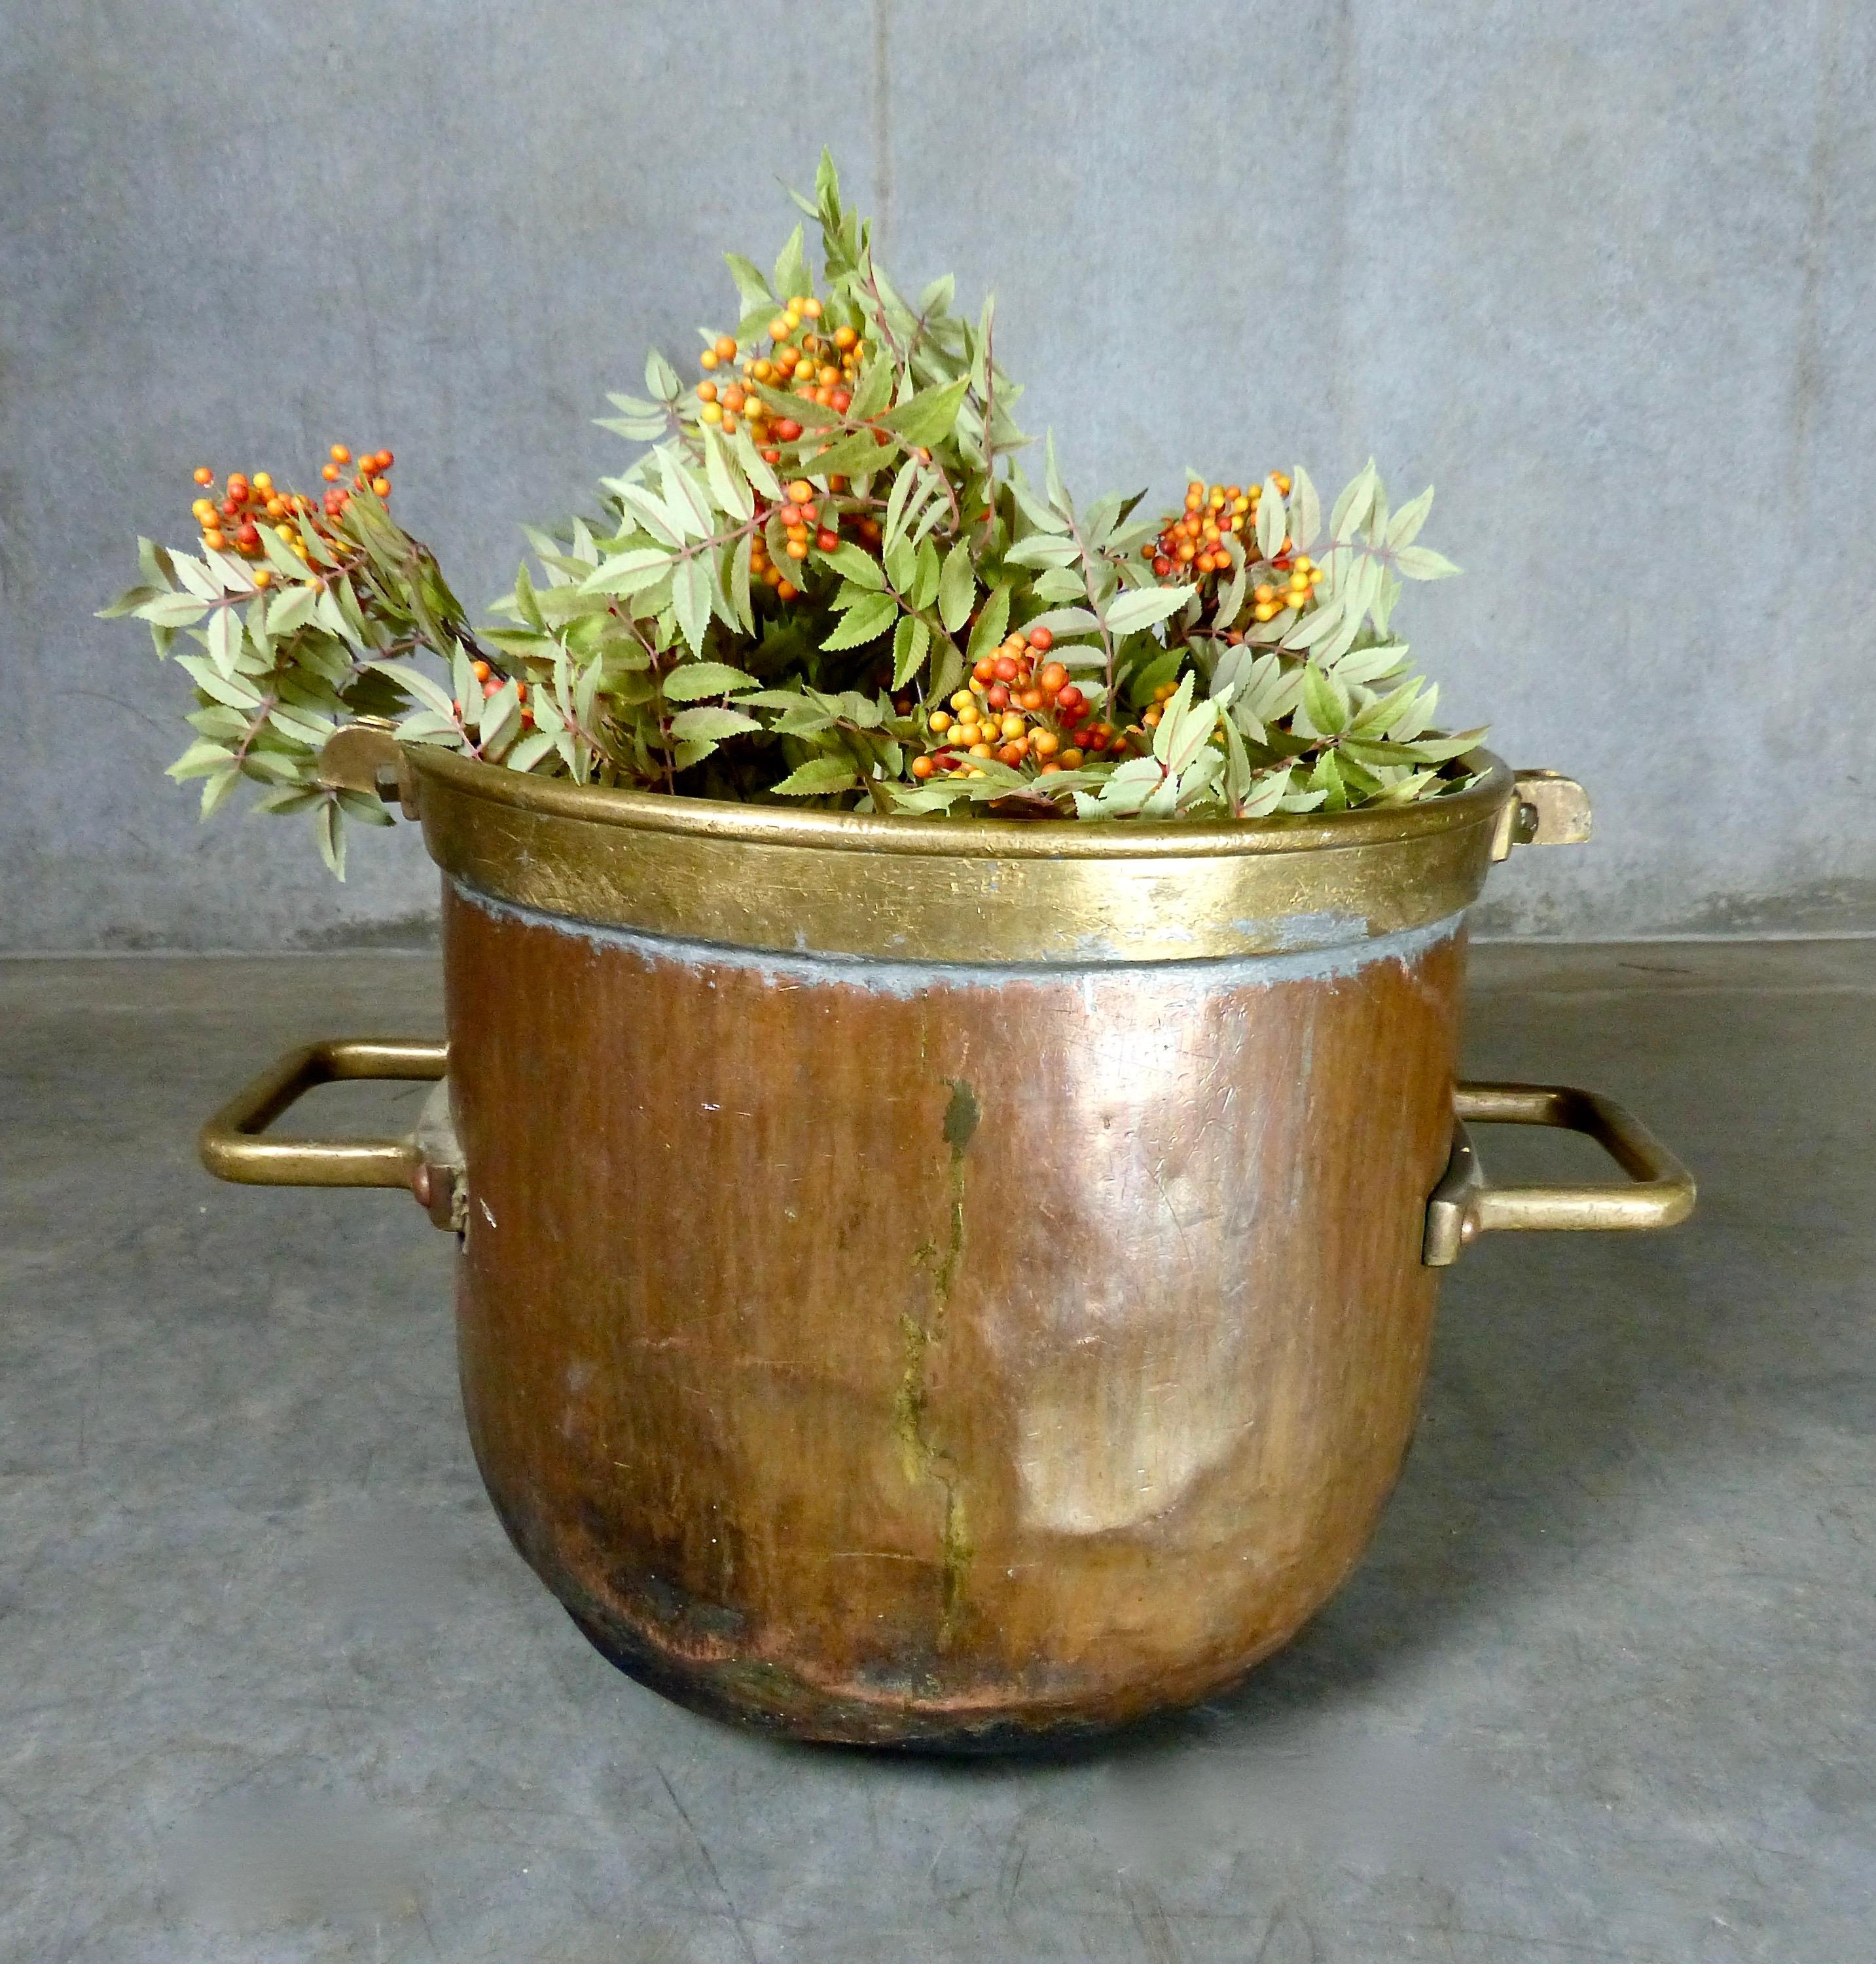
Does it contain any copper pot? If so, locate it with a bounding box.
[201,751,1692,1749]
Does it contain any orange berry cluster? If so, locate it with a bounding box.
[696,294,871,465]
[460,657,535,730]
[747,477,881,604]
[916,627,1127,780]
[1146,475,1324,621]
[187,443,393,589]
[1147,478,1268,577]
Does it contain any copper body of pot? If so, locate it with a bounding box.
[201,751,1693,1749]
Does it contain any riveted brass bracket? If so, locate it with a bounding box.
[1491,770,1593,861]
[317,721,418,819]
[1424,1081,1696,1265]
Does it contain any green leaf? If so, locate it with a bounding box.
[724,253,774,311]
[772,223,809,301]
[875,376,970,448]
[849,354,895,422]
[937,543,975,632]
[702,429,754,520]
[1288,467,1322,551]
[1331,462,1377,543]
[965,585,1011,663]
[1003,534,1082,569]
[136,592,211,628]
[165,738,234,782]
[662,661,760,700]
[816,540,886,591]
[1104,585,1194,638]
[821,591,899,649]
[314,796,346,875]
[1301,660,1352,735]
[645,348,681,403]
[799,427,897,479]
[1393,545,1461,580]
[206,605,242,678]
[98,584,163,620]
[1257,480,1286,561]
[582,545,672,595]
[892,614,931,689]
[911,539,941,611]
[670,704,760,740]
[772,755,859,796]
[671,555,711,655]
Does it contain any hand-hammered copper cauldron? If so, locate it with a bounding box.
[201,750,1693,1749]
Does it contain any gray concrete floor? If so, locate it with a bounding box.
[3,941,1871,1963]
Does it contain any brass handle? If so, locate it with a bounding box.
[1424,1081,1695,1265]
[199,1038,448,1191]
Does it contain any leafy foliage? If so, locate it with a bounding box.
[107,152,1482,873]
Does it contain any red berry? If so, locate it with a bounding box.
[776,419,803,441]
[994,655,1019,682]
[1057,684,1085,712]
[1027,627,1054,651]
[1153,556,1174,577]
[986,684,1011,710]
[816,528,839,551]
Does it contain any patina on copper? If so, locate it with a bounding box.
[196,749,1695,1748]
[442,891,1466,1746]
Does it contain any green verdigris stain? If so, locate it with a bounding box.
[895,1077,980,1646]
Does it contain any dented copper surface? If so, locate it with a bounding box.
[444,882,1466,1745]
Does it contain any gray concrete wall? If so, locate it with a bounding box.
[3,0,1870,949]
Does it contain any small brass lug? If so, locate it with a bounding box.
[1512,770,1591,846]
[317,720,418,818]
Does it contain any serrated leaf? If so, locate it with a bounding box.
[821,591,898,649]
[1386,486,1434,550]
[1257,481,1286,561]
[965,585,1011,664]
[669,704,760,740]
[1288,467,1322,552]
[1393,545,1461,581]
[1300,661,1352,735]
[772,755,859,796]
[892,614,931,689]
[1331,462,1377,543]
[702,429,754,521]
[818,539,886,591]
[1104,585,1195,638]
[206,605,242,677]
[911,539,941,611]
[645,348,681,403]
[724,252,774,311]
[937,543,975,632]
[875,376,969,449]
[671,555,711,655]
[661,661,760,700]
[772,223,808,302]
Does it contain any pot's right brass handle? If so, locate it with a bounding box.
[1424,1082,1695,1265]
[200,1038,452,1213]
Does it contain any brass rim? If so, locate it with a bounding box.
[406,746,1512,860]
[410,747,1514,962]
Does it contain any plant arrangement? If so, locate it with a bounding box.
[105,155,1479,875]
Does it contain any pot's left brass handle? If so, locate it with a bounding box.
[1424,1081,1695,1265]
[200,1038,447,1191]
